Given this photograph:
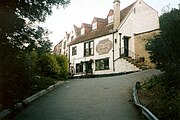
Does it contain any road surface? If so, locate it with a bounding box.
[15,69,161,120]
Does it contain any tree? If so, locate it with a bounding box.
[146,8,180,85]
[54,54,69,78]
[0,0,70,109]
[36,54,60,77]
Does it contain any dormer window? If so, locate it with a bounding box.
[108,15,113,24]
[81,28,85,35]
[92,22,97,30]
[71,36,74,41]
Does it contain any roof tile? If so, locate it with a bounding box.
[68,1,136,46]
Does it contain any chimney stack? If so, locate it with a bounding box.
[113,0,120,30]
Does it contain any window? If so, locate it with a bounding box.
[59,49,61,54]
[95,58,109,70]
[90,41,94,55]
[72,46,77,56]
[108,15,113,24]
[85,42,89,56]
[134,8,136,14]
[76,63,83,73]
[84,41,94,56]
[92,22,97,30]
[81,28,85,35]
[63,41,66,49]
[71,36,74,41]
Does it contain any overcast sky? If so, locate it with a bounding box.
[41,0,180,46]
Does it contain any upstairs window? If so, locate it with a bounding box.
[90,41,94,55]
[92,22,97,30]
[134,8,136,14]
[81,28,85,35]
[108,15,113,24]
[72,46,77,56]
[71,36,74,41]
[63,41,66,49]
[84,41,94,56]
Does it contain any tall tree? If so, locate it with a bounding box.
[146,8,180,85]
[0,0,70,108]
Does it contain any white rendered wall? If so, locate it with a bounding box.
[69,34,114,75]
[117,0,159,57]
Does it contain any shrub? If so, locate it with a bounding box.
[146,8,180,88]
[36,54,60,77]
[53,54,68,78]
[31,76,55,94]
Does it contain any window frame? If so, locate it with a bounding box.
[108,15,113,24]
[71,36,74,41]
[84,41,94,56]
[63,41,66,49]
[72,46,77,56]
[92,22,97,30]
[81,28,85,35]
[95,58,110,71]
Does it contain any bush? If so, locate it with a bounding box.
[36,54,60,77]
[139,74,180,119]
[53,54,68,78]
[31,76,55,94]
[0,51,31,109]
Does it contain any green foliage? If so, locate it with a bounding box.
[146,8,180,82]
[54,54,69,78]
[36,54,69,79]
[31,77,55,95]
[0,50,31,108]
[36,54,60,77]
[140,74,180,119]
[144,8,180,118]
[0,0,70,109]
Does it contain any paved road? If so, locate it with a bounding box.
[15,69,161,120]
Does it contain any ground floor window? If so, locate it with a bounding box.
[95,58,109,70]
[76,63,83,73]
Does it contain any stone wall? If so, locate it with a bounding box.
[134,30,159,68]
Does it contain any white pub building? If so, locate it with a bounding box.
[65,0,159,76]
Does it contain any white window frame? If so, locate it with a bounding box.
[81,28,85,35]
[108,15,113,24]
[92,22,97,30]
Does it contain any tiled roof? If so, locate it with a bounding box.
[107,9,114,16]
[73,25,81,36]
[120,2,136,22]
[81,23,92,28]
[92,17,107,23]
[53,40,63,53]
[69,24,113,45]
[68,1,136,46]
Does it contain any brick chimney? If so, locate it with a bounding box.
[113,0,120,30]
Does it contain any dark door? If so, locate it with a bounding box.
[85,61,92,75]
[124,37,129,57]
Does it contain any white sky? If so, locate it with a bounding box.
[42,0,180,46]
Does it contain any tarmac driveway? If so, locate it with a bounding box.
[15,69,161,120]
